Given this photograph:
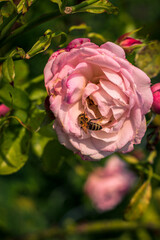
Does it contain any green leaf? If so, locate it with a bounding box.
[10,47,26,58]
[27,107,46,132]
[14,60,29,86]
[53,31,67,47]
[119,153,139,165]
[27,106,55,136]
[42,140,71,175]
[0,11,3,25]
[0,83,30,110]
[16,0,35,14]
[1,1,14,18]
[26,29,53,58]
[147,150,157,164]
[0,14,19,40]
[69,23,91,32]
[124,180,152,221]
[38,122,57,138]
[21,74,44,90]
[0,127,30,175]
[71,0,118,14]
[50,0,62,9]
[28,0,35,7]
[135,41,160,78]
[29,88,46,101]
[31,132,50,157]
[87,32,106,42]
[17,0,27,14]
[2,57,15,82]
[26,30,67,58]
[13,109,28,123]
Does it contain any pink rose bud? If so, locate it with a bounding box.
[0,104,10,117]
[66,38,91,51]
[117,29,143,53]
[44,38,153,160]
[84,155,136,211]
[151,83,160,114]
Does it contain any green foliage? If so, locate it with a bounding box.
[0,1,15,18]
[26,29,54,58]
[69,23,91,32]
[71,0,118,14]
[87,32,106,43]
[42,140,72,175]
[17,0,32,14]
[14,60,29,86]
[124,180,152,221]
[0,14,19,40]
[50,0,62,10]
[24,30,67,58]
[0,127,30,174]
[10,47,26,59]
[2,57,15,83]
[135,41,160,78]
[0,83,30,110]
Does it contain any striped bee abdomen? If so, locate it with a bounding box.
[87,121,102,131]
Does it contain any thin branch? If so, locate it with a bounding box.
[16,219,160,240]
[0,55,22,63]
[0,10,61,48]
[135,164,160,181]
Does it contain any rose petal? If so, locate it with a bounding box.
[54,120,76,152]
[116,119,134,149]
[73,62,93,80]
[82,83,99,105]
[134,116,146,144]
[69,136,100,157]
[91,131,117,142]
[116,57,132,72]
[102,68,125,91]
[111,105,126,120]
[131,66,153,114]
[90,150,113,160]
[44,58,55,85]
[100,42,125,59]
[100,79,128,104]
[86,54,120,72]
[64,73,87,104]
[91,87,113,116]
[120,141,134,153]
[49,95,62,118]
[80,46,100,57]
[66,38,91,51]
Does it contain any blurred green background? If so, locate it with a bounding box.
[0,0,160,239]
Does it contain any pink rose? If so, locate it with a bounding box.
[0,104,10,117]
[44,38,153,160]
[84,155,136,211]
[151,83,160,114]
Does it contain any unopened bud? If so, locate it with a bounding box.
[117,29,143,53]
[151,83,160,114]
[0,104,10,117]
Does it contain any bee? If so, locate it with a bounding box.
[78,113,102,133]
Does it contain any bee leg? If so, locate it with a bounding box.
[89,117,101,123]
[84,128,88,134]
